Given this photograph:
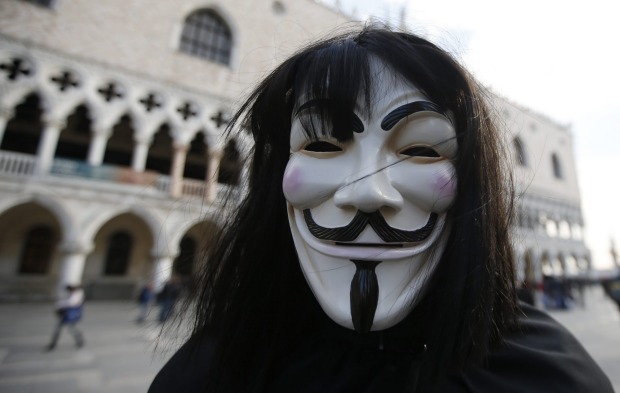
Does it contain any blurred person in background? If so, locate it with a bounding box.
[157,275,183,323]
[46,284,85,351]
[136,281,155,324]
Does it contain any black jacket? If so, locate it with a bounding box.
[149,303,613,392]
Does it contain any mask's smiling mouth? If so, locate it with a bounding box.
[292,208,446,261]
[334,242,403,248]
[303,209,438,243]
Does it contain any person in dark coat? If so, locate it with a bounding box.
[149,26,613,392]
[157,275,183,323]
[46,284,85,351]
[136,281,155,324]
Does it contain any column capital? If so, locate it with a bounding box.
[43,117,67,130]
[134,134,152,145]
[92,126,113,138]
[173,142,189,153]
[58,240,93,255]
[209,146,223,159]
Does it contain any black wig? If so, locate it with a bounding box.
[188,25,518,389]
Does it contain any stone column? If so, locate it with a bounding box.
[131,136,151,172]
[36,118,66,175]
[0,107,14,146]
[152,254,174,292]
[206,146,222,202]
[87,127,111,166]
[57,241,92,295]
[558,253,567,278]
[530,250,543,308]
[170,143,188,198]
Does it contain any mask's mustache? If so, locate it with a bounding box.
[303,209,438,243]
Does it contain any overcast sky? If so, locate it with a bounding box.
[329,0,620,270]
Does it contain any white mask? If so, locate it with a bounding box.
[283,60,458,332]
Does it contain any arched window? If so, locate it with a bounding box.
[180,9,232,65]
[1,93,44,154]
[551,153,563,179]
[513,137,527,166]
[21,0,55,8]
[104,114,134,167]
[184,131,208,180]
[103,231,133,276]
[217,139,241,185]
[173,236,197,276]
[55,104,92,161]
[18,225,55,274]
[145,123,173,175]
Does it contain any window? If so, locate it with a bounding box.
[180,9,232,65]
[273,1,286,14]
[173,236,197,276]
[551,153,563,179]
[103,231,133,276]
[18,225,55,274]
[20,0,55,8]
[217,139,241,185]
[513,137,527,167]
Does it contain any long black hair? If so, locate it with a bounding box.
[188,25,517,389]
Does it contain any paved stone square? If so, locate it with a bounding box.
[0,301,182,393]
[548,285,620,391]
[0,286,618,392]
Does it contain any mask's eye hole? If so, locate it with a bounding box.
[303,141,343,152]
[399,146,440,157]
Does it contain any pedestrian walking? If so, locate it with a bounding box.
[46,284,85,351]
[136,281,155,324]
[157,276,182,323]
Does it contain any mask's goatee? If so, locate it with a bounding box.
[350,260,381,334]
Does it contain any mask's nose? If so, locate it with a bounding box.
[334,168,403,213]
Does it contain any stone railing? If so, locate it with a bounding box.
[0,151,37,177]
[0,151,224,201]
[182,178,208,198]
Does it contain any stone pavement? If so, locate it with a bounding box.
[547,284,620,392]
[0,286,618,393]
[0,301,183,393]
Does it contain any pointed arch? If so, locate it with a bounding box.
[55,103,93,161]
[103,113,135,167]
[184,129,209,180]
[145,123,173,175]
[217,138,241,185]
[1,92,44,154]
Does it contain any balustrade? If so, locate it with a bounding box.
[0,151,37,177]
[0,150,231,201]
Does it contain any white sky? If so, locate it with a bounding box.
[332,0,620,270]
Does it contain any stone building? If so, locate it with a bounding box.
[0,0,589,301]
[0,0,348,300]
[495,98,590,291]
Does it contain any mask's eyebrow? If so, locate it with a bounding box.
[295,98,365,134]
[381,101,446,131]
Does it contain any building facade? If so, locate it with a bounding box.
[0,0,349,300]
[495,97,591,290]
[0,0,589,301]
